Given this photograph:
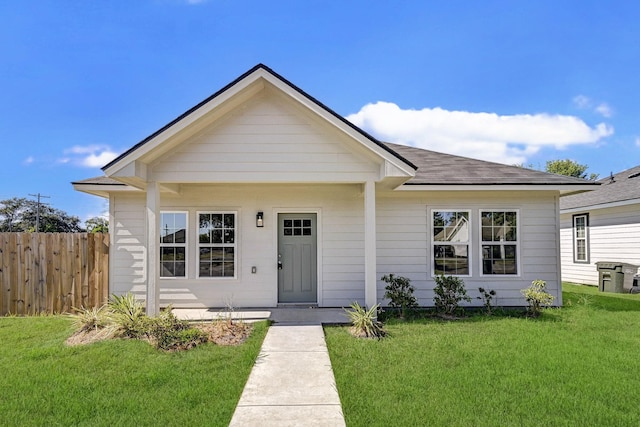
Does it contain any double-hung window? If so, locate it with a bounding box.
[481,210,518,275]
[432,210,470,276]
[198,212,237,278]
[573,214,589,263]
[160,212,187,278]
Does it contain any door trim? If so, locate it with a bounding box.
[273,208,323,306]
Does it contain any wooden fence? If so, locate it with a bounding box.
[0,233,109,315]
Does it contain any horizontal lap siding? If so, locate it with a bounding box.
[560,204,640,286]
[151,92,378,182]
[110,184,364,308]
[377,191,561,307]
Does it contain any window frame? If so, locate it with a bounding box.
[159,211,188,279]
[479,209,520,277]
[430,209,472,277]
[196,211,238,279]
[572,213,589,263]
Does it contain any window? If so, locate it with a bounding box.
[198,212,236,278]
[432,210,470,275]
[160,212,187,278]
[573,214,589,263]
[481,210,518,275]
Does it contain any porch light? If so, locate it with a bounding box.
[256,212,264,227]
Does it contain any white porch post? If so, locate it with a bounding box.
[146,181,160,316]
[364,180,377,309]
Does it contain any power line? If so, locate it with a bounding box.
[28,193,50,233]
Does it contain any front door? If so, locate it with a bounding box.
[278,213,317,303]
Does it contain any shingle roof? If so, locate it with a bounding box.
[560,165,640,210]
[75,143,599,188]
[384,143,595,186]
[71,176,125,185]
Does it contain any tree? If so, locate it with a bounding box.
[85,216,109,233]
[0,197,85,232]
[545,159,599,180]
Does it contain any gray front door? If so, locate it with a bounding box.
[278,213,317,303]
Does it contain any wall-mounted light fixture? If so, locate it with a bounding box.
[256,211,264,228]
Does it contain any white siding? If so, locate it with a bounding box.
[560,203,640,286]
[151,91,380,184]
[110,184,365,308]
[377,191,562,307]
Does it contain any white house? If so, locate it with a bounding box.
[560,166,640,287]
[73,64,596,314]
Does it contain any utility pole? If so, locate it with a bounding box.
[28,193,50,233]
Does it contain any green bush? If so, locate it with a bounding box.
[433,275,471,316]
[107,293,147,338]
[344,302,386,339]
[143,307,207,351]
[478,287,497,315]
[521,280,554,317]
[382,274,418,318]
[69,305,110,332]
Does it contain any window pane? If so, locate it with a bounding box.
[433,244,468,275]
[224,214,234,228]
[482,244,517,275]
[224,230,234,244]
[211,229,222,244]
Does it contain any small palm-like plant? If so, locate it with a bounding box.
[344,302,386,339]
[107,293,146,337]
[69,305,110,332]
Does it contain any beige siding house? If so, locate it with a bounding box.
[560,166,640,286]
[74,64,595,314]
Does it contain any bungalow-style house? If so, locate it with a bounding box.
[560,165,640,287]
[73,64,596,314]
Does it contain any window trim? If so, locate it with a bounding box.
[479,209,520,277]
[196,211,238,279]
[572,213,590,264]
[159,211,188,279]
[430,209,472,278]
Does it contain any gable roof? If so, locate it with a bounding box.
[102,63,417,174]
[560,165,640,211]
[74,64,599,196]
[385,142,597,187]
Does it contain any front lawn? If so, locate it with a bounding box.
[0,316,267,426]
[326,284,640,426]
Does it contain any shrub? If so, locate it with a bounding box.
[521,279,554,317]
[344,302,386,339]
[382,274,418,318]
[107,293,148,338]
[147,310,207,350]
[433,275,471,316]
[69,305,110,332]
[477,287,497,315]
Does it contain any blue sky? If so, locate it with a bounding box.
[1,0,638,221]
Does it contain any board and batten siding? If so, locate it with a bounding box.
[560,203,640,286]
[150,90,380,184]
[109,184,365,308]
[376,191,562,306]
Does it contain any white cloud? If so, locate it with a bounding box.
[347,101,613,164]
[595,103,613,118]
[23,156,34,165]
[573,94,613,118]
[636,137,640,147]
[61,144,119,168]
[573,95,592,109]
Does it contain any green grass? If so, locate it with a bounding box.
[0,317,267,427]
[326,283,640,426]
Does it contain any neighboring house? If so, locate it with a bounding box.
[73,64,596,314]
[560,166,640,286]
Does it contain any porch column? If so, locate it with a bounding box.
[146,181,160,316]
[364,180,377,309]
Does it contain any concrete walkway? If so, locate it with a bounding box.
[227,311,348,426]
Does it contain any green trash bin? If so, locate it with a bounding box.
[596,262,625,293]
